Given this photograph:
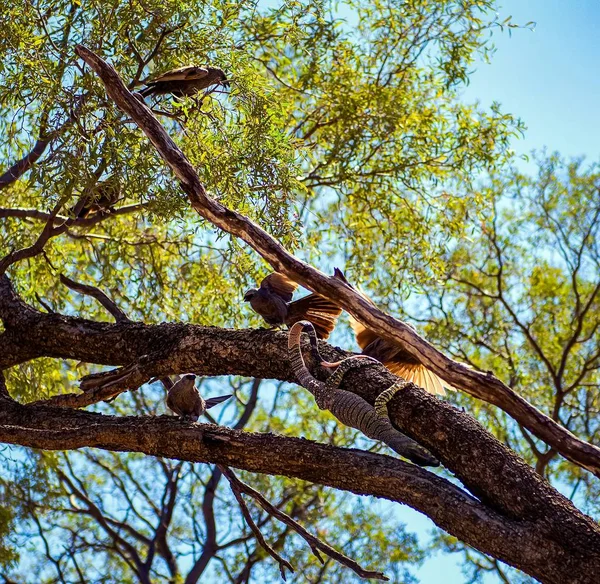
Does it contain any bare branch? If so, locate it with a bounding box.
[222,465,294,581]
[219,465,388,581]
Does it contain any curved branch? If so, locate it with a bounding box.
[73,44,600,478]
[60,274,130,323]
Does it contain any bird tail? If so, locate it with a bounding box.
[286,294,342,340]
[385,362,455,396]
[205,394,233,409]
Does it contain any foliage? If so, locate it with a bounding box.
[0,0,565,582]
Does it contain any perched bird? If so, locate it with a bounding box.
[335,269,455,396]
[166,374,232,422]
[71,178,120,219]
[139,66,229,98]
[243,272,342,340]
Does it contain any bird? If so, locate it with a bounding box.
[71,178,120,219]
[166,374,232,422]
[335,269,455,396]
[243,272,342,340]
[139,66,229,98]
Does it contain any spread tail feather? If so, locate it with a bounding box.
[385,362,455,396]
[286,294,342,339]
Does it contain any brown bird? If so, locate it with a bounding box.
[166,374,232,421]
[71,178,120,219]
[243,272,342,340]
[139,66,229,98]
[335,270,455,396]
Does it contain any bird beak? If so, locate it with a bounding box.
[221,79,231,89]
[243,290,252,302]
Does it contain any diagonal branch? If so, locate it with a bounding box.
[60,274,131,323]
[219,465,387,581]
[0,96,87,190]
[222,466,295,581]
[73,44,600,478]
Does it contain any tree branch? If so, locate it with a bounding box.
[0,275,594,530]
[73,44,600,478]
[60,274,130,323]
[219,465,386,581]
[0,203,149,225]
[1,399,598,584]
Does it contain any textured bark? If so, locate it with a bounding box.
[1,399,599,584]
[1,277,600,583]
[72,44,600,478]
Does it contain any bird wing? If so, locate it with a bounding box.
[349,315,381,351]
[166,391,182,416]
[347,288,380,350]
[148,66,210,84]
[260,273,298,302]
[286,294,342,339]
[386,361,453,396]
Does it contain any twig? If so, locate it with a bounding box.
[220,465,294,581]
[219,466,388,581]
[60,274,131,323]
[35,292,55,313]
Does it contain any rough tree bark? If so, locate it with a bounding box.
[0,277,599,583]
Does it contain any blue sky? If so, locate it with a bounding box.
[402,2,600,582]
[463,0,600,163]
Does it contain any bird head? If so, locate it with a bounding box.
[208,67,230,88]
[243,289,257,302]
[182,374,196,382]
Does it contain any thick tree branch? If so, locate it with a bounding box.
[1,400,598,584]
[0,274,593,530]
[73,44,600,478]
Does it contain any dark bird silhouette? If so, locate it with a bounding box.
[243,272,342,340]
[71,178,120,219]
[166,374,232,421]
[335,269,455,396]
[139,66,229,98]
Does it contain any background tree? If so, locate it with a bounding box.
[0,1,598,583]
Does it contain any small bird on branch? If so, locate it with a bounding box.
[336,269,456,396]
[139,65,229,98]
[71,177,120,219]
[244,272,342,340]
[166,374,232,422]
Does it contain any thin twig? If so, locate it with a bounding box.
[219,466,388,581]
[220,465,294,581]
